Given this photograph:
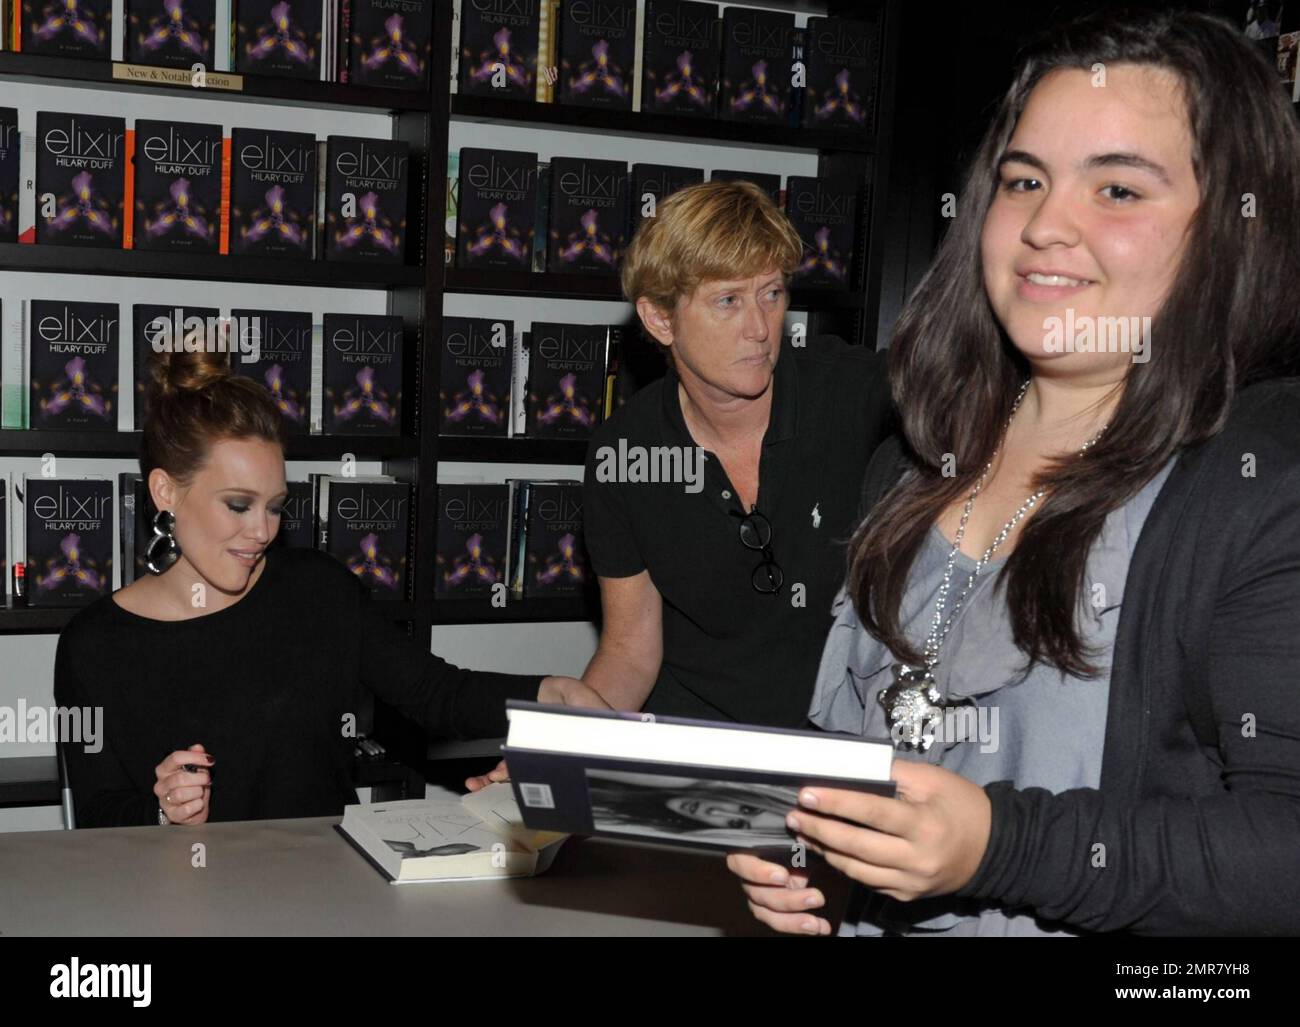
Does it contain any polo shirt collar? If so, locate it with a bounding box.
[661,343,799,446]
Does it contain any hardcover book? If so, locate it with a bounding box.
[126,0,218,68]
[629,162,703,230]
[322,313,403,435]
[557,0,635,110]
[35,112,126,249]
[546,156,627,275]
[640,0,718,118]
[317,477,411,599]
[323,135,409,264]
[520,480,586,598]
[456,147,537,271]
[434,482,508,598]
[801,15,880,133]
[29,299,119,431]
[275,478,315,548]
[229,127,316,259]
[525,321,608,439]
[23,477,114,608]
[132,304,222,428]
[348,0,432,89]
[132,119,223,253]
[710,168,780,206]
[785,175,857,290]
[22,0,112,58]
[457,0,539,100]
[439,315,511,438]
[0,108,18,244]
[503,701,895,854]
[234,0,321,78]
[229,308,313,434]
[718,6,794,125]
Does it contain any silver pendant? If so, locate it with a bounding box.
[878,663,948,752]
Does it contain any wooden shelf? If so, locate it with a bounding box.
[0,243,423,290]
[443,267,862,309]
[0,51,431,112]
[436,436,588,465]
[451,93,875,154]
[0,430,418,460]
[0,597,423,633]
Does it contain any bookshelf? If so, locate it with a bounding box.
[0,1,903,771]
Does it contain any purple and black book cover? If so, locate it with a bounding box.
[126,0,218,68]
[22,0,112,58]
[322,313,403,435]
[629,162,703,230]
[558,0,635,110]
[29,300,119,431]
[710,168,780,206]
[785,175,857,291]
[230,127,316,259]
[801,16,880,133]
[718,6,794,124]
[457,0,539,100]
[439,316,511,438]
[323,135,409,264]
[456,147,537,271]
[275,479,315,549]
[641,0,719,119]
[23,477,114,608]
[234,0,321,78]
[35,112,126,249]
[132,304,222,428]
[230,308,312,434]
[435,482,508,598]
[523,481,587,597]
[547,156,627,275]
[321,479,411,599]
[133,119,223,254]
[348,0,433,89]
[526,321,607,439]
[0,108,18,245]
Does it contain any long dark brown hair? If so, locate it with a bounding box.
[850,7,1300,678]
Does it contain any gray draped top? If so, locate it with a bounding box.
[809,459,1176,936]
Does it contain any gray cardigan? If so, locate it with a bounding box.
[851,378,1300,936]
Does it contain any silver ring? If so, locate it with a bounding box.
[165,792,172,804]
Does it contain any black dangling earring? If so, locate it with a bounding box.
[145,510,181,575]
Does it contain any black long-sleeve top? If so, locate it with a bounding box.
[855,378,1300,935]
[53,546,541,827]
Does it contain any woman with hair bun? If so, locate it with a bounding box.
[53,346,604,828]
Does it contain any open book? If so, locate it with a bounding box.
[337,783,567,884]
[502,701,896,854]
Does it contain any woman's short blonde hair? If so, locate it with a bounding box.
[620,179,804,316]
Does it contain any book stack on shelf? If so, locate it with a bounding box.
[0,0,435,90]
[0,0,899,642]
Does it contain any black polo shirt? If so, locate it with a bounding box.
[582,335,893,728]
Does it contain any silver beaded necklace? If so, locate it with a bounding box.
[878,379,1109,751]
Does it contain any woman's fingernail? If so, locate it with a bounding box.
[802,919,820,934]
[769,868,787,885]
[805,892,822,908]
[800,790,819,808]
[786,812,800,831]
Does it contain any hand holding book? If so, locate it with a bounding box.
[726,761,993,935]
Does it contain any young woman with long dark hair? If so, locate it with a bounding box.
[728,7,1300,936]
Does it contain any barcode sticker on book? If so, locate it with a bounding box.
[519,783,555,809]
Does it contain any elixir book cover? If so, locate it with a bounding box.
[322,313,403,435]
[29,300,119,431]
[229,127,316,259]
[132,119,223,254]
[323,135,409,264]
[35,112,126,249]
[439,316,511,438]
[230,308,313,434]
[23,477,114,608]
